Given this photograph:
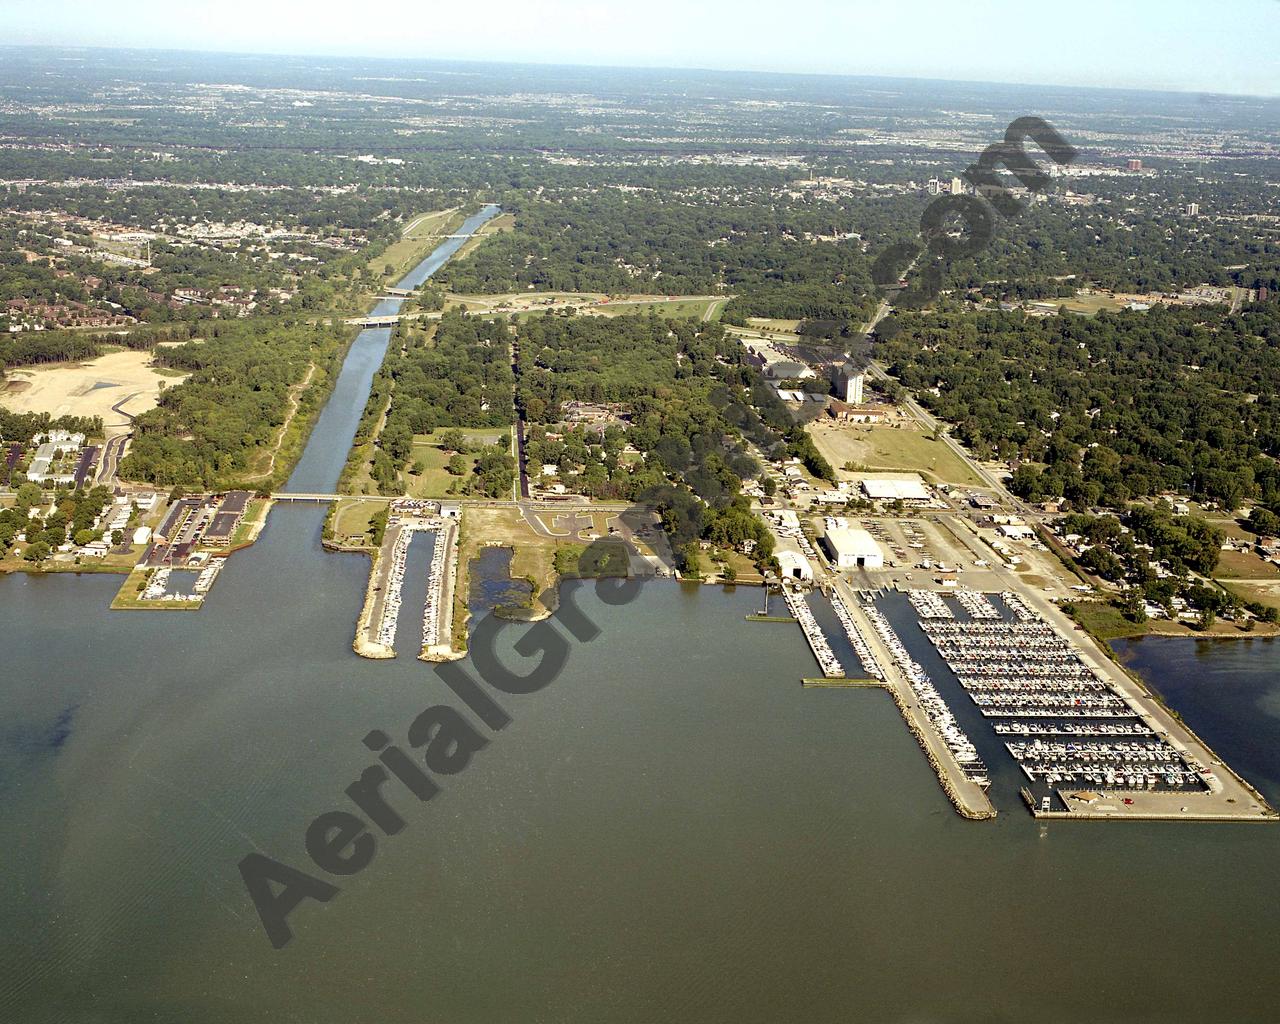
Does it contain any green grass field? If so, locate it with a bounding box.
[1223,580,1280,611]
[405,443,475,498]
[1064,600,1147,640]
[1214,548,1280,581]
[745,317,800,332]
[378,209,464,285]
[403,428,512,498]
[1052,293,1129,316]
[593,298,722,319]
[330,498,386,545]
[809,423,985,488]
[228,499,268,547]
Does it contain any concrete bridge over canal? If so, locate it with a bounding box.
[271,492,395,503]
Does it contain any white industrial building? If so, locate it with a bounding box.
[861,476,931,503]
[821,523,885,569]
[776,545,815,581]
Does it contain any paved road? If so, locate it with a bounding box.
[96,432,129,487]
[863,359,1035,515]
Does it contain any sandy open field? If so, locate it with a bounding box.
[1,350,186,437]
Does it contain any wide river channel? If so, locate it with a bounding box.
[2,206,1279,1023]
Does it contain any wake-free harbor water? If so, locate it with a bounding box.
[3,207,1279,1023]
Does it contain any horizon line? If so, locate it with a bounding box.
[3,41,1279,103]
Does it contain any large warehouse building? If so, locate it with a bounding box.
[861,476,931,503]
[822,522,885,569]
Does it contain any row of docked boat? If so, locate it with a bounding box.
[1009,741,1203,788]
[374,519,445,650]
[142,567,170,600]
[860,603,989,787]
[1008,739,1183,765]
[908,589,953,620]
[999,590,1035,622]
[994,721,1154,738]
[420,522,450,649]
[954,589,1000,620]
[915,596,1206,794]
[785,589,845,678]
[827,589,885,679]
[194,560,224,594]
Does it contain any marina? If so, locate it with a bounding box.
[194,560,224,594]
[827,588,885,679]
[908,589,953,620]
[356,500,458,660]
[141,566,169,600]
[419,510,456,658]
[860,600,989,789]
[915,591,1214,805]
[784,587,845,678]
[953,589,1000,620]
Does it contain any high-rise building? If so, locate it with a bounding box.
[1184,202,1200,217]
[834,368,864,405]
[1127,159,1143,171]
[950,177,965,195]
[927,178,942,196]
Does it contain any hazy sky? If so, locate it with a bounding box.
[3,0,1278,97]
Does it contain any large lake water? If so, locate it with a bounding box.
[3,209,1279,1023]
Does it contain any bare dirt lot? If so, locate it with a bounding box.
[1,350,186,437]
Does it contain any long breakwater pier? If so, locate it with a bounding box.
[826,580,996,820]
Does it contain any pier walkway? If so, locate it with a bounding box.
[831,577,996,820]
[783,589,844,678]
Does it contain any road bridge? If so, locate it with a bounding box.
[271,493,394,503]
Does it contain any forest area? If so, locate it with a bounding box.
[119,318,350,488]
[877,301,1280,511]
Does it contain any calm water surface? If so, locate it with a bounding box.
[3,209,1280,1022]
[1114,635,1280,805]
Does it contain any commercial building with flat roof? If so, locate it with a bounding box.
[822,524,885,569]
[861,476,930,502]
[204,512,240,548]
[219,490,251,515]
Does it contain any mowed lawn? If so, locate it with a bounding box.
[592,297,722,319]
[745,317,801,332]
[1224,579,1280,611]
[404,428,512,498]
[1214,547,1280,580]
[1053,293,1129,316]
[331,498,386,545]
[808,422,985,488]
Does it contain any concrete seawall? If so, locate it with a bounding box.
[833,581,996,821]
[353,546,394,660]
